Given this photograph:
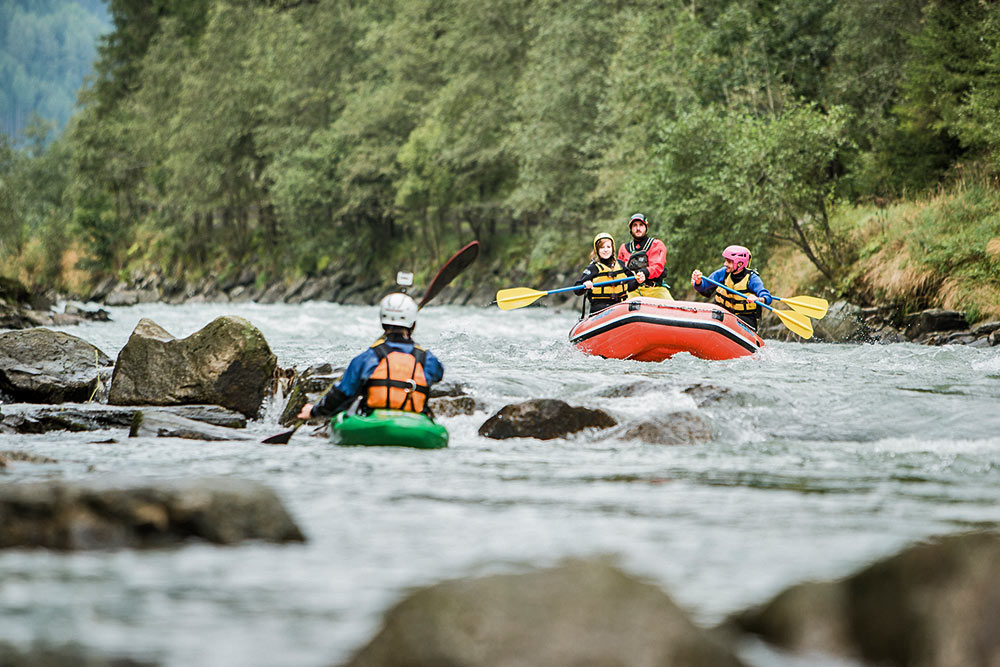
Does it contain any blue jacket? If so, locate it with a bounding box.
[694,267,772,305]
[312,336,443,417]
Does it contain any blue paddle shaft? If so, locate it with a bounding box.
[548,277,633,296]
[698,274,774,312]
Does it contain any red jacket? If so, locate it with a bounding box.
[617,237,667,285]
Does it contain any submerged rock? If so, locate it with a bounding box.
[620,412,713,445]
[345,558,743,667]
[109,316,277,418]
[0,477,306,550]
[129,410,251,441]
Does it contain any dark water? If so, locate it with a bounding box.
[2,302,999,665]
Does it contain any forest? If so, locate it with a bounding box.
[0,0,109,137]
[2,0,1000,319]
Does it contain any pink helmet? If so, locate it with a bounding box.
[722,245,752,272]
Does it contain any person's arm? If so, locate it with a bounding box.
[574,262,598,294]
[692,267,721,296]
[747,273,772,305]
[302,350,374,419]
[642,239,667,281]
[422,349,444,384]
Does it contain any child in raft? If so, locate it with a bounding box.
[691,244,772,330]
[574,232,638,315]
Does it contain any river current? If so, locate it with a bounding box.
[2,301,999,666]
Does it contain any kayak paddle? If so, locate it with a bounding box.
[495,277,633,311]
[418,240,479,309]
[262,422,301,445]
[698,275,813,340]
[771,294,828,319]
[261,240,480,444]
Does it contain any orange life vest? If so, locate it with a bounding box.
[364,342,430,413]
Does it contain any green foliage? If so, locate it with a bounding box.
[10,0,1000,299]
[0,0,109,138]
[628,102,854,284]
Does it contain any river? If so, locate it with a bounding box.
[2,301,999,666]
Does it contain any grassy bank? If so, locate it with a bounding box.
[765,178,1000,326]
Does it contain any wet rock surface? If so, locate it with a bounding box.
[478,398,617,440]
[727,531,1000,667]
[0,477,306,550]
[0,403,246,434]
[129,410,252,441]
[345,558,743,667]
[108,316,277,418]
[0,329,113,403]
[619,411,713,445]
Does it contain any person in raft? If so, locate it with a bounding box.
[573,232,638,314]
[617,212,673,300]
[691,245,773,330]
[297,292,444,420]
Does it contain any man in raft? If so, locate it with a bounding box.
[617,213,673,299]
[691,245,773,330]
[297,293,444,420]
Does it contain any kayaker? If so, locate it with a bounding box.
[573,232,638,314]
[617,213,673,300]
[691,245,773,330]
[297,292,444,420]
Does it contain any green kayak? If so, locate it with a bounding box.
[330,409,449,449]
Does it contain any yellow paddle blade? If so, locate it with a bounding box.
[779,295,829,319]
[773,308,814,340]
[495,287,547,310]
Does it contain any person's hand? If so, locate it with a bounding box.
[297,403,314,420]
[691,270,702,285]
[583,280,594,290]
[635,271,645,284]
[745,294,759,303]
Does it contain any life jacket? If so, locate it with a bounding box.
[622,237,665,287]
[714,270,759,315]
[589,259,631,305]
[364,342,430,413]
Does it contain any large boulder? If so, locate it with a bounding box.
[0,328,112,403]
[0,477,306,550]
[478,398,617,440]
[346,558,743,667]
[109,316,277,418]
[728,531,1000,667]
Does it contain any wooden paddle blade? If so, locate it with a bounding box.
[495,287,546,310]
[261,425,299,445]
[418,241,480,309]
[779,295,829,319]
[774,308,814,339]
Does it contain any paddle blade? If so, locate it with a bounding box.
[495,287,546,310]
[778,295,829,319]
[261,425,299,445]
[418,241,480,309]
[774,308,814,340]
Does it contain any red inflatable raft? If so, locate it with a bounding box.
[568,298,764,362]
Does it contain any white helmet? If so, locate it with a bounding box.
[379,292,418,328]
